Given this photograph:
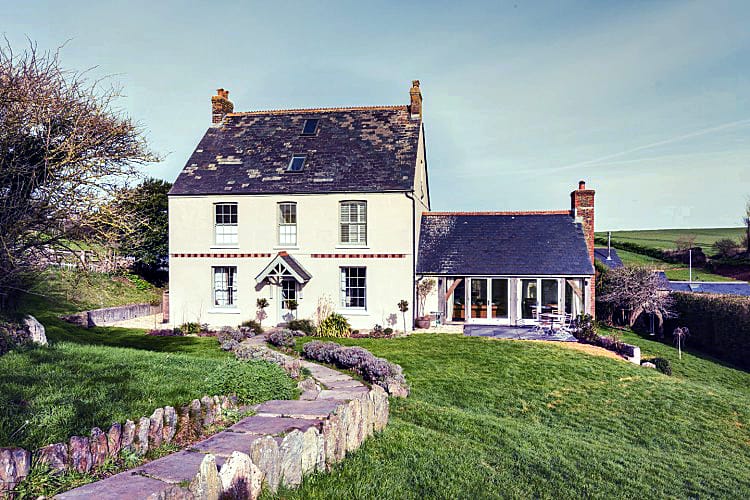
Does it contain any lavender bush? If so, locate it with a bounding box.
[268,329,296,348]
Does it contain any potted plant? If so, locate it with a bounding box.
[287,299,298,319]
[415,278,436,329]
[397,299,409,332]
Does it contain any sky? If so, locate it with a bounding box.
[3,0,749,230]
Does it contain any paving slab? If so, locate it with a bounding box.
[191,430,263,456]
[317,387,369,400]
[135,450,206,484]
[323,379,365,389]
[229,415,322,435]
[56,471,170,499]
[255,399,344,419]
[300,390,320,400]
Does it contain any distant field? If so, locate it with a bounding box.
[595,227,745,250]
[613,248,736,282]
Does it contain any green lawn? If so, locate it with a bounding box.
[596,227,745,251]
[275,332,750,499]
[0,272,297,451]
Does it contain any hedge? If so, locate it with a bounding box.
[667,292,750,369]
[593,237,675,262]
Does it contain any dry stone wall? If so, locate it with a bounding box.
[0,395,239,495]
[51,337,400,499]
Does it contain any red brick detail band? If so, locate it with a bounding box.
[170,253,273,258]
[311,253,406,259]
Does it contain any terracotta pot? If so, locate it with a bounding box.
[414,317,431,329]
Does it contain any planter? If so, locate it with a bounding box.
[414,317,431,329]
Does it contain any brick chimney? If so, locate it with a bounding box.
[571,180,595,265]
[211,88,234,124]
[409,80,422,120]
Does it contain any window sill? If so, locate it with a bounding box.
[337,309,369,316]
[207,308,241,314]
[335,246,370,250]
[273,246,299,250]
[210,245,239,250]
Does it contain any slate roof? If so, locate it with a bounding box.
[417,213,594,276]
[594,247,624,269]
[664,279,750,296]
[170,106,421,196]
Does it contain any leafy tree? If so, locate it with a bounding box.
[597,266,674,328]
[0,42,155,308]
[112,178,171,274]
[744,199,750,254]
[712,238,738,258]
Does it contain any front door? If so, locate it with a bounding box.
[278,278,297,323]
[467,277,510,324]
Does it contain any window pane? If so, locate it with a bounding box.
[341,267,366,308]
[302,119,319,135]
[491,278,508,318]
[288,156,306,172]
[215,204,238,244]
[213,266,237,307]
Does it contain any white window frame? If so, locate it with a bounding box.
[214,203,238,245]
[278,202,297,246]
[212,266,237,308]
[339,201,367,246]
[340,266,366,309]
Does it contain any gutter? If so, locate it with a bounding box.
[405,191,417,330]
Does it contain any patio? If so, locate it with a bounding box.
[464,324,578,342]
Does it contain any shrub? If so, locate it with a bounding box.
[713,238,739,258]
[147,328,183,337]
[240,319,263,335]
[667,292,750,369]
[179,322,202,334]
[372,324,383,335]
[206,359,298,404]
[316,313,351,338]
[384,327,394,336]
[359,356,394,382]
[649,357,672,376]
[267,329,296,348]
[287,319,316,335]
[302,341,342,364]
[573,314,597,343]
[220,339,240,351]
[332,346,375,369]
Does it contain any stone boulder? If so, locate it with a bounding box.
[69,436,92,473]
[23,315,47,345]
[135,417,151,456]
[149,408,165,448]
[121,419,136,451]
[107,422,122,457]
[163,406,177,444]
[278,430,303,487]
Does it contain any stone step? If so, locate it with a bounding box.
[255,400,344,419]
[191,430,264,457]
[323,379,365,389]
[317,387,370,400]
[229,416,322,436]
[56,471,170,499]
[134,450,207,484]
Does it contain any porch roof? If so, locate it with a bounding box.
[255,252,312,284]
[417,213,594,276]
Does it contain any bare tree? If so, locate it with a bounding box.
[0,41,156,308]
[598,266,675,328]
[743,198,750,254]
[674,234,697,251]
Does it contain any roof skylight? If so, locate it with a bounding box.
[301,119,319,135]
[287,155,306,172]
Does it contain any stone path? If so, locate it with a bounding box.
[56,343,389,499]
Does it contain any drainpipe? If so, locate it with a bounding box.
[405,191,417,331]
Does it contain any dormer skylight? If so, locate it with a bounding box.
[287,155,306,172]
[301,119,319,135]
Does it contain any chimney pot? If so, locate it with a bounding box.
[211,87,234,124]
[579,180,586,190]
[409,80,422,119]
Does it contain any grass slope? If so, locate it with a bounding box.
[275,333,750,499]
[614,248,736,282]
[0,272,297,450]
[596,227,745,251]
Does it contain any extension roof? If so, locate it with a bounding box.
[169,106,422,196]
[417,212,594,276]
[594,247,624,269]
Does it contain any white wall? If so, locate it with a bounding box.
[168,191,417,330]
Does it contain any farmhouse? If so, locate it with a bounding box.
[168,82,596,330]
